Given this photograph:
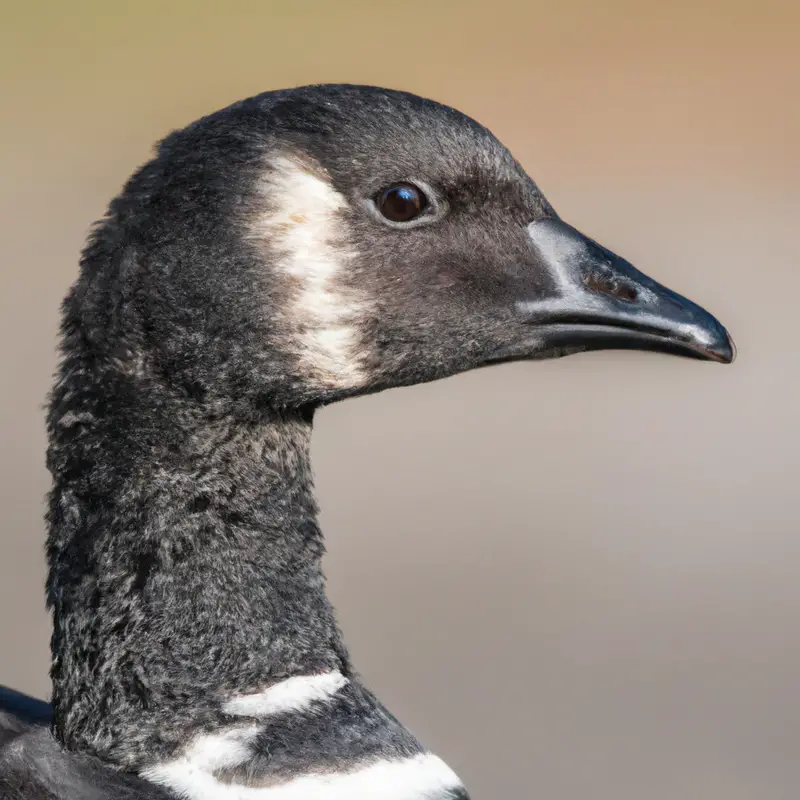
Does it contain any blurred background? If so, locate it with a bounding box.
[1,1,798,797]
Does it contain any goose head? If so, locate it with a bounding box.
[87,84,732,416]
[31,84,738,787]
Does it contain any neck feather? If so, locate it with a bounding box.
[46,360,348,768]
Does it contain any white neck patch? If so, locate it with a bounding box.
[250,154,370,391]
[223,670,348,718]
[142,671,465,799]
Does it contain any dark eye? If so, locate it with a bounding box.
[376,183,428,223]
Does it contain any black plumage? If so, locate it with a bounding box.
[1,84,733,799]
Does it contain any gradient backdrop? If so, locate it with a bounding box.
[1,2,799,798]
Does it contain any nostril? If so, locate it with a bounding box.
[583,273,639,302]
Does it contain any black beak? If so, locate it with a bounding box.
[518,218,735,364]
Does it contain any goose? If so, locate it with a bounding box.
[0,83,734,800]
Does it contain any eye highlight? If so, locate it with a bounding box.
[376,183,428,223]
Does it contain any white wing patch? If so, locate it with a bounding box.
[251,154,369,390]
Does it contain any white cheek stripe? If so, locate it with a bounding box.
[144,751,464,800]
[223,671,349,717]
[251,154,368,389]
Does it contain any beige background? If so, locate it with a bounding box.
[1,1,799,797]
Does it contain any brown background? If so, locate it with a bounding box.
[1,1,799,797]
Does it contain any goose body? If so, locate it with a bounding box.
[0,84,733,799]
